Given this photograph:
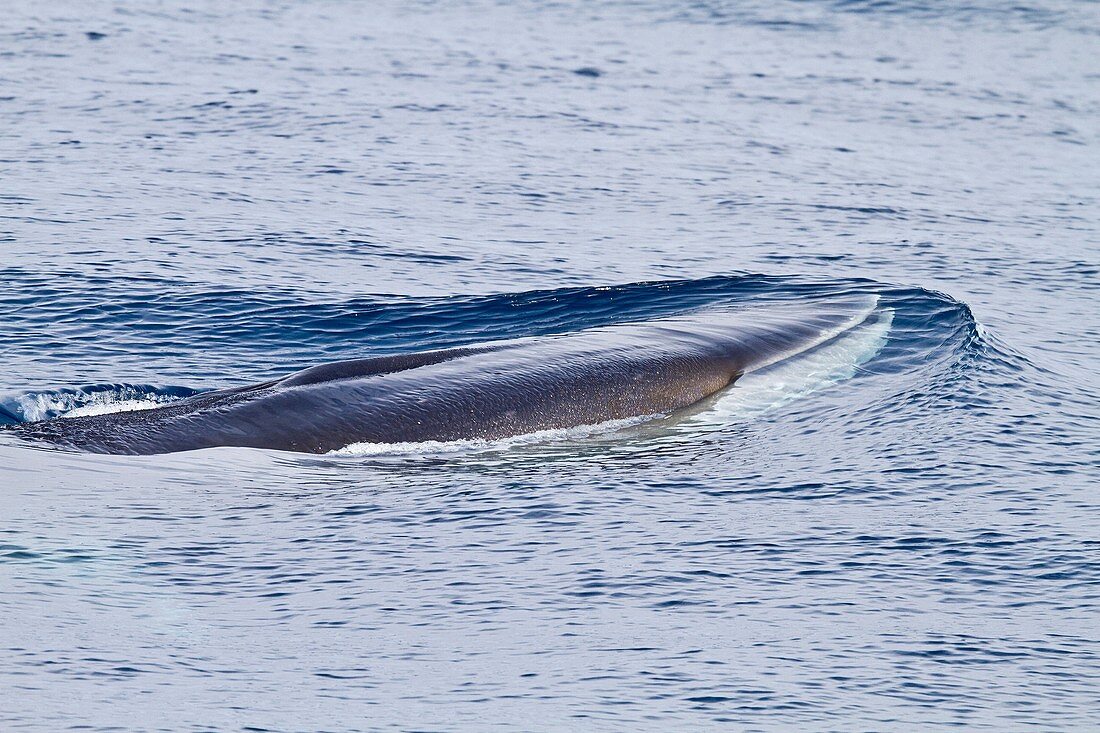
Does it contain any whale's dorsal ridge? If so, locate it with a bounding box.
[275,343,513,388]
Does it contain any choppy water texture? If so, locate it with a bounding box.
[2,1,1098,730]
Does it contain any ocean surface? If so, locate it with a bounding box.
[1,0,1098,730]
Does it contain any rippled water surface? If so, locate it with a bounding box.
[2,0,1098,730]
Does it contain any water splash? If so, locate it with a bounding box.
[2,384,197,424]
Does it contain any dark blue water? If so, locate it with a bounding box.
[2,1,1097,730]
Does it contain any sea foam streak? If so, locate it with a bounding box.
[329,414,659,457]
[62,399,167,418]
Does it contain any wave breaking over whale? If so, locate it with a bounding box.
[10,296,880,455]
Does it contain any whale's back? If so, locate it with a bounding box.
[14,298,875,454]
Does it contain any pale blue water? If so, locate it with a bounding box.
[1,1,1098,730]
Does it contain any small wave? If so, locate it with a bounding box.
[1,272,969,389]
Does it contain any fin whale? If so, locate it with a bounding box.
[11,297,876,455]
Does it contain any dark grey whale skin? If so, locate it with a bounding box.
[14,299,873,455]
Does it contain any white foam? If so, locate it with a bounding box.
[62,399,165,418]
[329,414,658,457]
[13,393,80,423]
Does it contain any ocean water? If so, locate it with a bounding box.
[1,0,1098,730]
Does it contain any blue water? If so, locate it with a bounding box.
[2,0,1098,730]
